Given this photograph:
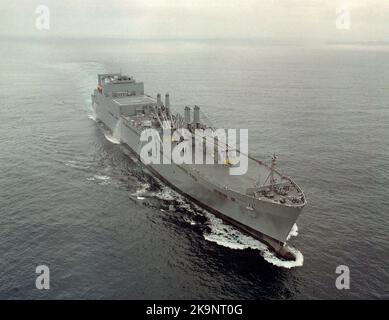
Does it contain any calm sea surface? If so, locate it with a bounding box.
[0,38,388,299]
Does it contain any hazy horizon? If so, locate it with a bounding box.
[1,0,389,44]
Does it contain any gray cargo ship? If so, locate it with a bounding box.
[91,73,306,260]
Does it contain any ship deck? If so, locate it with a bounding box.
[120,113,304,206]
[185,159,269,194]
[113,95,156,107]
[185,158,301,204]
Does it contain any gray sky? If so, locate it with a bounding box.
[1,0,388,42]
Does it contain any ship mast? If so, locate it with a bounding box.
[269,153,277,190]
[261,153,278,190]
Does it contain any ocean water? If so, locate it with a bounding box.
[0,37,388,299]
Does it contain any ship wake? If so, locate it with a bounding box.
[102,120,122,145]
[104,133,120,144]
[131,180,304,269]
[203,214,303,269]
[88,112,97,122]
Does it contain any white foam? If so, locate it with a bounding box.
[130,183,151,197]
[287,223,299,241]
[88,113,97,122]
[154,186,178,201]
[94,174,111,181]
[182,215,197,226]
[263,246,304,269]
[104,133,120,145]
[65,160,90,170]
[131,184,178,201]
[203,213,304,269]
[87,174,111,185]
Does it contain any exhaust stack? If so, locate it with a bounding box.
[193,105,200,127]
[165,93,170,108]
[184,106,191,126]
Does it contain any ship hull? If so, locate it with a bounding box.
[93,100,302,260]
